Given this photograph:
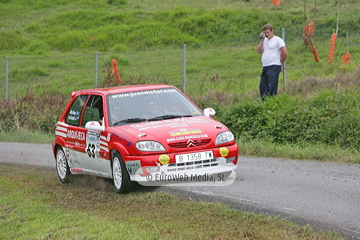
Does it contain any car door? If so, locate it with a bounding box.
[78,94,109,174]
[63,94,88,170]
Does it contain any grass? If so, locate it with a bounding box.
[237,137,360,164]
[1,0,360,101]
[0,128,54,144]
[2,31,360,101]
[0,164,345,239]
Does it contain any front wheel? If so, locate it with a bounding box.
[112,152,132,194]
[55,146,71,183]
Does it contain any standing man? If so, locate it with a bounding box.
[257,23,287,100]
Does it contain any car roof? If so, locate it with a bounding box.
[71,84,175,97]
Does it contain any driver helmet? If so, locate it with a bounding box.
[145,95,161,114]
[110,103,123,123]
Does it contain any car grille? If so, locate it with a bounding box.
[168,139,211,148]
[167,158,219,172]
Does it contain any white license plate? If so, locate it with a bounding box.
[175,151,213,163]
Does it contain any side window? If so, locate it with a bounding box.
[81,95,103,126]
[65,95,88,126]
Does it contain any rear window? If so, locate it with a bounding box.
[65,95,88,126]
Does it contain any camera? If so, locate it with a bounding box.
[260,33,266,39]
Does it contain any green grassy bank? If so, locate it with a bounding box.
[0,164,345,239]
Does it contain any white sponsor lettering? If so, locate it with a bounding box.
[167,134,208,142]
[111,89,177,99]
[131,117,209,131]
[67,130,85,141]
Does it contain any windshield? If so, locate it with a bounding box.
[107,87,203,126]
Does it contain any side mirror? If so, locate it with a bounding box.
[85,119,105,132]
[204,108,216,117]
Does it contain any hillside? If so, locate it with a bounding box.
[0,0,359,159]
[1,0,359,56]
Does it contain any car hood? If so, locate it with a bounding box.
[113,116,228,143]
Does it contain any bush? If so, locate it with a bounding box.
[0,81,358,153]
[0,91,68,133]
[215,90,360,151]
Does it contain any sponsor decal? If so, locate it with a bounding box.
[166,134,208,143]
[112,133,132,147]
[169,128,202,137]
[126,160,142,175]
[70,168,84,173]
[111,89,177,99]
[67,110,81,121]
[65,144,73,149]
[66,130,85,141]
[75,142,85,147]
[131,117,209,131]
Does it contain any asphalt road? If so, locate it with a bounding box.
[1,142,359,239]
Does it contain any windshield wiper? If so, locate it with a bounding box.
[113,118,148,125]
[147,114,192,121]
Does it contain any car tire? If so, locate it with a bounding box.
[112,151,132,194]
[55,146,71,183]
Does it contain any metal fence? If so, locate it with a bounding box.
[1,18,359,101]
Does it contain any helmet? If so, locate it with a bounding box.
[110,104,123,123]
[146,97,161,114]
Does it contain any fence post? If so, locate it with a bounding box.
[183,44,187,93]
[5,57,9,101]
[282,28,287,86]
[94,52,99,88]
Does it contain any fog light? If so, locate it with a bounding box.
[226,157,236,163]
[159,154,170,165]
[219,147,229,157]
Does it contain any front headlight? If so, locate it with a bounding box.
[135,141,166,151]
[216,131,235,145]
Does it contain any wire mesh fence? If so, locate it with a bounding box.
[1,18,359,101]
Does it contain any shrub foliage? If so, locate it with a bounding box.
[0,90,69,133]
[1,77,359,152]
[215,89,360,151]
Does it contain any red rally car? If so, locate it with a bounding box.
[52,84,238,193]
